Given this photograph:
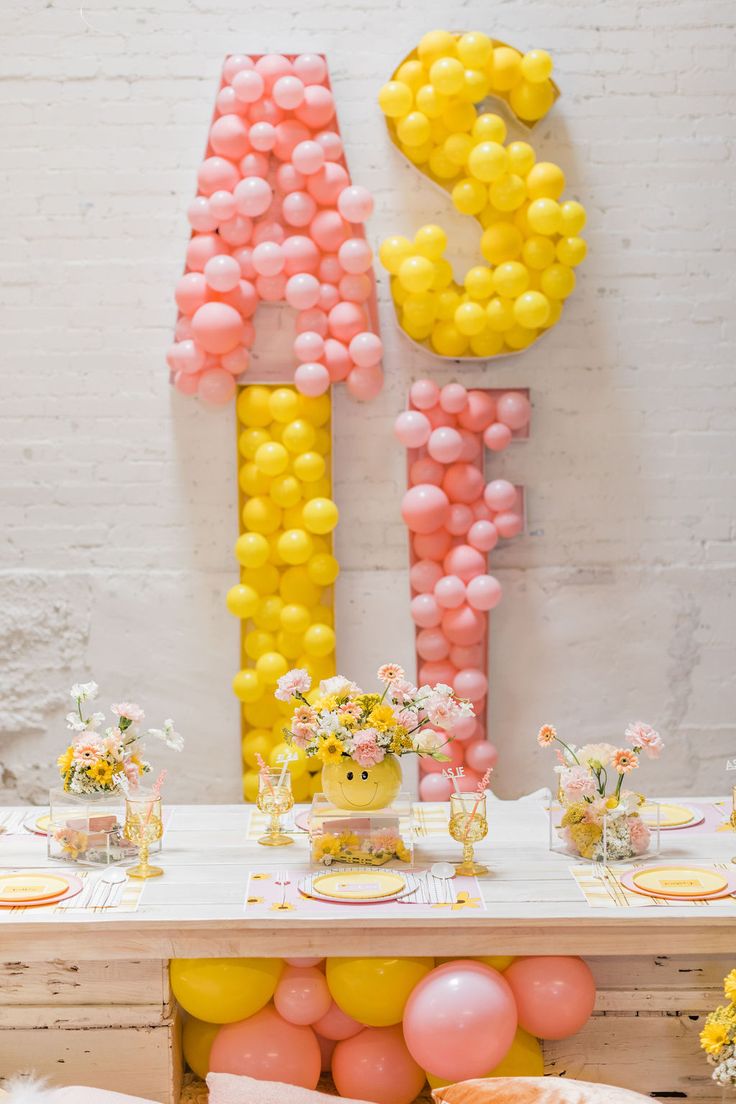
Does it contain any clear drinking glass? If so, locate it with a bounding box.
[449,792,488,876]
[124,791,164,879]
[257,769,294,847]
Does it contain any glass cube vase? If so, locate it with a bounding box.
[308,792,415,867]
[48,787,139,867]
[549,795,660,864]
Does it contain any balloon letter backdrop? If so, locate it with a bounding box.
[173,954,597,1100]
[397,382,530,801]
[167,52,383,404]
[378,31,587,359]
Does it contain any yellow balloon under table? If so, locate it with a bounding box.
[230,384,339,801]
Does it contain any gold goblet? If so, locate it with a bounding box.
[124,791,164,879]
[449,792,489,876]
[257,769,294,847]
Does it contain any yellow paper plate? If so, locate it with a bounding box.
[640,803,695,828]
[0,872,70,903]
[35,814,51,833]
[632,866,728,898]
[311,870,406,901]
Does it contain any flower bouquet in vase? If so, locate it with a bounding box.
[701,969,736,1095]
[539,721,663,862]
[49,681,182,866]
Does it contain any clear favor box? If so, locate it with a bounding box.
[549,796,661,864]
[308,792,415,867]
[48,788,138,867]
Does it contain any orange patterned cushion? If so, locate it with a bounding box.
[432,1078,652,1104]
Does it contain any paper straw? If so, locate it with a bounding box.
[277,754,293,790]
[463,768,492,840]
[256,753,274,794]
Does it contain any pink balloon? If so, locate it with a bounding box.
[274,966,332,1027]
[495,511,524,539]
[442,604,486,646]
[234,177,273,217]
[313,1001,363,1042]
[294,331,325,363]
[219,215,254,247]
[167,339,205,375]
[274,121,312,162]
[233,246,256,278]
[216,85,248,117]
[209,190,237,221]
[221,345,250,375]
[317,283,340,313]
[442,463,485,505]
[416,627,450,662]
[453,667,488,702]
[294,85,336,129]
[295,362,330,397]
[174,317,193,341]
[395,410,431,449]
[410,593,442,629]
[249,96,285,126]
[484,479,517,512]
[317,1033,336,1073]
[457,390,496,432]
[286,273,321,310]
[466,574,502,611]
[349,332,382,368]
[420,734,462,772]
[204,254,241,292]
[217,279,258,318]
[455,767,482,792]
[293,53,327,86]
[466,739,498,773]
[403,961,517,1082]
[413,528,452,561]
[338,238,373,275]
[251,241,284,277]
[186,232,228,272]
[410,379,440,411]
[223,54,254,84]
[209,114,250,159]
[328,301,367,342]
[337,185,374,223]
[434,575,466,610]
[191,302,244,355]
[439,383,468,414]
[418,660,457,686]
[315,129,343,160]
[282,236,320,276]
[292,140,325,175]
[273,75,305,110]
[505,956,596,1040]
[419,773,453,801]
[333,1026,426,1104]
[401,484,450,534]
[323,338,351,381]
[458,428,482,463]
[443,544,486,583]
[256,273,287,301]
[187,196,218,232]
[497,390,531,430]
[339,273,373,303]
[467,520,499,552]
[283,191,317,227]
[232,69,265,104]
[210,1006,320,1088]
[312,211,351,252]
[197,156,240,196]
[347,365,383,401]
[276,163,306,194]
[427,427,464,464]
[425,405,457,429]
[410,559,444,594]
[176,272,209,316]
[306,162,349,206]
[319,254,343,284]
[472,499,493,522]
[197,367,236,405]
[255,53,293,88]
[446,503,474,537]
[239,151,269,178]
[448,713,477,740]
[249,122,276,152]
[410,457,444,487]
[296,308,328,337]
[483,422,513,451]
[284,957,324,968]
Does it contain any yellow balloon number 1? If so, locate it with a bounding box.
[378,30,587,359]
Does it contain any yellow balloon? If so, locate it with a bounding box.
[254,441,289,476]
[239,462,271,497]
[302,479,332,503]
[559,200,586,235]
[307,552,340,586]
[245,629,276,661]
[526,161,566,201]
[510,79,555,121]
[255,650,288,685]
[506,141,536,176]
[521,49,553,84]
[473,955,516,972]
[430,259,454,291]
[226,583,258,619]
[278,528,314,565]
[414,224,448,260]
[280,565,322,606]
[486,297,516,333]
[398,255,435,294]
[170,958,283,1024]
[270,741,308,780]
[527,197,561,236]
[454,301,487,336]
[268,386,300,423]
[246,563,280,597]
[277,629,304,661]
[280,602,311,633]
[472,112,506,144]
[237,386,272,428]
[303,623,336,658]
[244,698,279,727]
[292,772,310,802]
[431,321,469,357]
[282,418,316,454]
[428,147,460,180]
[442,100,475,133]
[467,141,507,183]
[310,604,334,627]
[242,496,282,536]
[541,263,576,300]
[492,261,530,298]
[469,329,504,357]
[415,84,447,119]
[293,451,326,484]
[489,1027,544,1076]
[556,236,588,267]
[302,497,339,535]
[457,31,493,68]
[378,80,413,118]
[238,427,270,460]
[505,323,538,350]
[232,668,262,704]
[298,393,331,427]
[395,59,425,92]
[234,532,270,569]
[253,595,283,632]
[429,57,465,97]
[242,729,273,768]
[522,235,556,271]
[417,29,457,65]
[242,769,260,803]
[327,957,433,1027]
[379,235,414,275]
[403,294,436,332]
[452,177,487,216]
[396,111,431,148]
[270,474,302,509]
[182,1016,220,1080]
[489,46,522,91]
[489,173,527,212]
[513,290,551,329]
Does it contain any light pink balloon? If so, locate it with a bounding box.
[416,627,450,661]
[283,191,317,227]
[466,739,498,773]
[497,390,531,430]
[248,122,276,153]
[255,52,292,85]
[317,283,340,313]
[175,272,209,316]
[425,405,456,429]
[403,961,517,1082]
[484,479,517,512]
[294,331,325,363]
[219,215,254,247]
[442,462,485,505]
[273,75,305,110]
[256,273,287,301]
[283,235,320,274]
[333,1026,426,1104]
[395,410,431,449]
[294,85,336,129]
[276,163,306,193]
[191,302,244,355]
[410,379,440,411]
[446,504,474,537]
[419,773,453,801]
[187,196,218,232]
[239,151,269,178]
[210,1006,320,1088]
[454,667,488,702]
[221,345,250,375]
[410,457,444,487]
[218,279,258,318]
[458,428,482,463]
[419,660,456,686]
[197,367,236,405]
[249,96,285,126]
[401,484,450,534]
[455,767,482,792]
[466,574,502,611]
[349,332,382,369]
[410,593,442,629]
[274,966,332,1027]
[339,273,372,303]
[347,365,383,402]
[317,1033,336,1073]
[505,956,596,1040]
[443,544,486,583]
[467,520,498,553]
[427,426,464,464]
[313,1001,363,1042]
[485,416,513,449]
[410,560,444,596]
[204,254,241,292]
[472,500,493,522]
[295,361,330,396]
[312,211,350,252]
[168,339,205,375]
[197,156,240,196]
[232,68,265,104]
[234,176,273,217]
[216,85,248,117]
[209,190,237,221]
[323,338,351,381]
[273,120,311,161]
[494,512,524,539]
[337,185,374,223]
[434,575,466,610]
[315,130,343,160]
[413,528,452,561]
[296,308,328,337]
[223,54,254,84]
[457,390,496,432]
[293,53,327,86]
[251,241,284,277]
[449,713,478,740]
[292,140,325,175]
[439,383,468,414]
[338,238,373,275]
[174,316,193,341]
[285,273,321,311]
[209,114,250,159]
[328,301,366,342]
[233,246,256,278]
[319,255,343,284]
[186,232,228,272]
[442,604,486,646]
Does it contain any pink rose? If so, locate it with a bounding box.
[351,730,385,768]
[275,668,312,702]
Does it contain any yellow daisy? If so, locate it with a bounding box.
[87,760,114,785]
[368,704,396,730]
[700,1021,730,1056]
[57,747,74,774]
[724,969,736,1003]
[318,735,344,763]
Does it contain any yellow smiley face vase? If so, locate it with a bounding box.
[322,754,402,811]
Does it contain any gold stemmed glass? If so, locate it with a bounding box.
[257,769,294,847]
[124,790,164,879]
[449,792,489,876]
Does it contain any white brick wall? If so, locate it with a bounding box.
[1,0,735,802]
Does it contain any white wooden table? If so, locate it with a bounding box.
[0,797,733,1103]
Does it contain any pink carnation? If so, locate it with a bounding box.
[560,765,597,801]
[388,679,417,705]
[625,721,664,759]
[112,702,145,724]
[351,730,385,768]
[628,815,651,855]
[275,668,312,702]
[291,724,312,749]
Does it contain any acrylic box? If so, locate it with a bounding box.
[308,793,415,867]
[549,796,661,864]
[48,788,140,867]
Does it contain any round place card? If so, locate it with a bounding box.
[0,872,70,903]
[632,866,728,898]
[311,870,406,902]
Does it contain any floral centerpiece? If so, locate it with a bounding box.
[701,969,736,1090]
[537,721,664,861]
[277,663,473,812]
